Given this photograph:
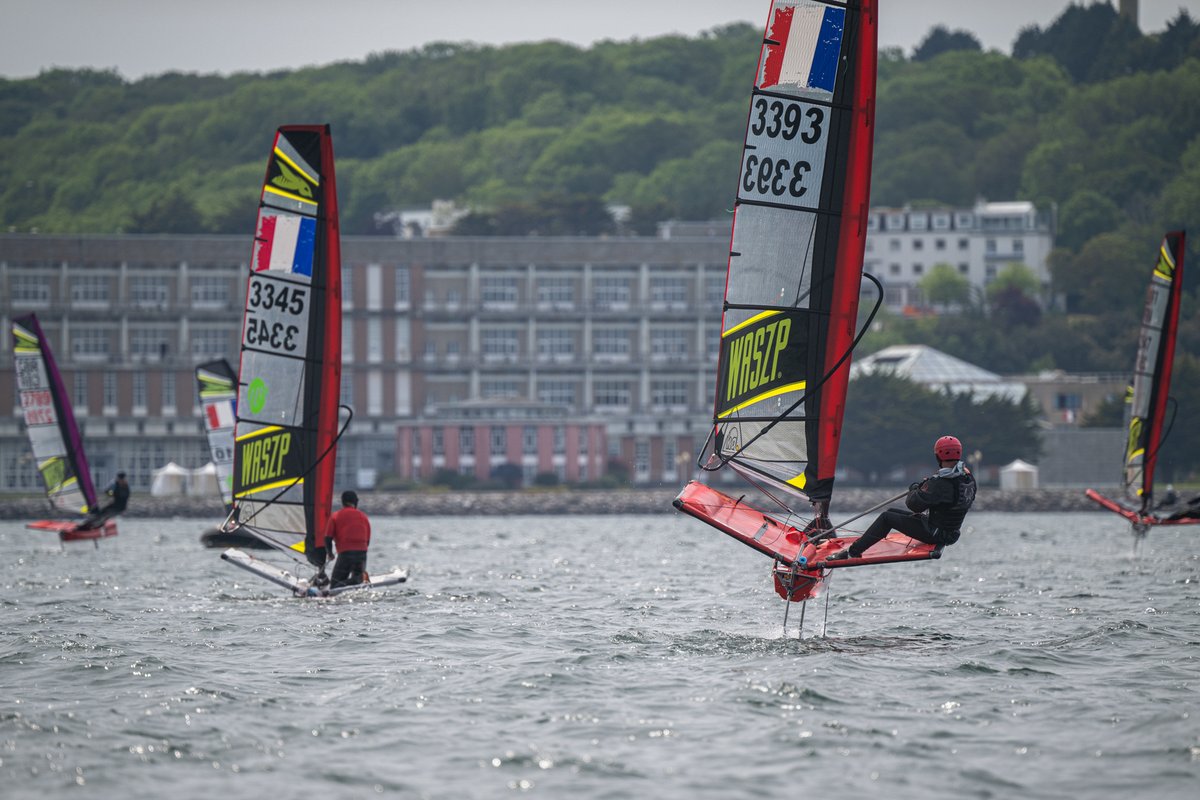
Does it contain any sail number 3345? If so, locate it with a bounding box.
[245,275,309,354]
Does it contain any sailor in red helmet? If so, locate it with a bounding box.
[827,435,976,562]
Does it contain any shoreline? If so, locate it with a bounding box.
[0,487,1110,520]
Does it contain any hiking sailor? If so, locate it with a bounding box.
[827,436,976,562]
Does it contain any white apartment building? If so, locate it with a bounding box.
[863,200,1055,311]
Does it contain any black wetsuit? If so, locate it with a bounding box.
[102,480,130,514]
[847,464,976,558]
[84,479,130,527]
[330,551,368,588]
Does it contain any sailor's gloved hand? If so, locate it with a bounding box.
[909,481,921,491]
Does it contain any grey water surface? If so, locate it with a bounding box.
[1,512,1198,799]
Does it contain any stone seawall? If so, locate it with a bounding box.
[0,487,1108,520]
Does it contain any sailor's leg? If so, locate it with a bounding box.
[346,552,367,585]
[847,508,916,556]
[330,552,352,587]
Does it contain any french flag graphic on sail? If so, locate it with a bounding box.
[253,212,315,276]
[760,2,845,93]
[204,400,235,432]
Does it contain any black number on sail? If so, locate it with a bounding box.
[750,98,825,144]
[742,155,810,198]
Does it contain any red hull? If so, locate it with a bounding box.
[1085,489,1200,527]
[674,481,942,602]
[27,519,119,541]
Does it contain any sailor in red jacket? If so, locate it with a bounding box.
[324,490,371,588]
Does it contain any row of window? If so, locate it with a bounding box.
[8,275,234,306]
[873,263,1002,280]
[15,369,397,419]
[56,328,234,361]
[417,425,591,456]
[9,268,725,312]
[468,378,699,407]
[426,274,724,309]
[473,328,700,355]
[36,371,180,411]
[14,324,718,368]
[868,211,1037,233]
[868,237,1027,254]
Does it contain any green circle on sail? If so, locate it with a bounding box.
[248,378,269,413]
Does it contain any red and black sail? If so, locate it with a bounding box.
[711,0,876,502]
[229,125,342,560]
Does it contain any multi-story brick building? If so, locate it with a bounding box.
[1,234,725,493]
[0,201,1057,493]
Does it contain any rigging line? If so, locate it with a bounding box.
[1146,395,1179,468]
[228,403,355,534]
[792,216,819,308]
[706,271,885,471]
[831,489,908,531]
[740,470,804,523]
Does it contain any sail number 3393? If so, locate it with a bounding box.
[739,96,829,209]
[750,97,824,143]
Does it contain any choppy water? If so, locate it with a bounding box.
[1,511,1198,799]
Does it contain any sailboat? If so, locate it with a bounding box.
[217,124,406,596]
[195,359,268,549]
[1086,230,1198,541]
[673,0,940,614]
[12,313,117,543]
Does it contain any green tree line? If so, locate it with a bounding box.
[3,4,1199,245]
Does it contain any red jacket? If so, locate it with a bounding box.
[324,507,371,553]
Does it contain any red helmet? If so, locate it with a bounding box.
[934,435,962,461]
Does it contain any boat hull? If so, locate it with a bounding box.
[1085,488,1200,527]
[674,481,943,602]
[220,547,408,597]
[27,519,118,541]
[199,526,273,549]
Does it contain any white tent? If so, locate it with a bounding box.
[150,461,189,496]
[999,459,1039,491]
[189,462,222,497]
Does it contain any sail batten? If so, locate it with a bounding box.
[229,125,342,560]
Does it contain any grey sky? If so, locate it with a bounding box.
[2,0,1198,80]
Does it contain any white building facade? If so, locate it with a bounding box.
[863,200,1055,311]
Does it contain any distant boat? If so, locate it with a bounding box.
[217,125,406,596]
[12,313,117,544]
[1086,231,1199,543]
[194,359,268,549]
[673,0,940,618]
